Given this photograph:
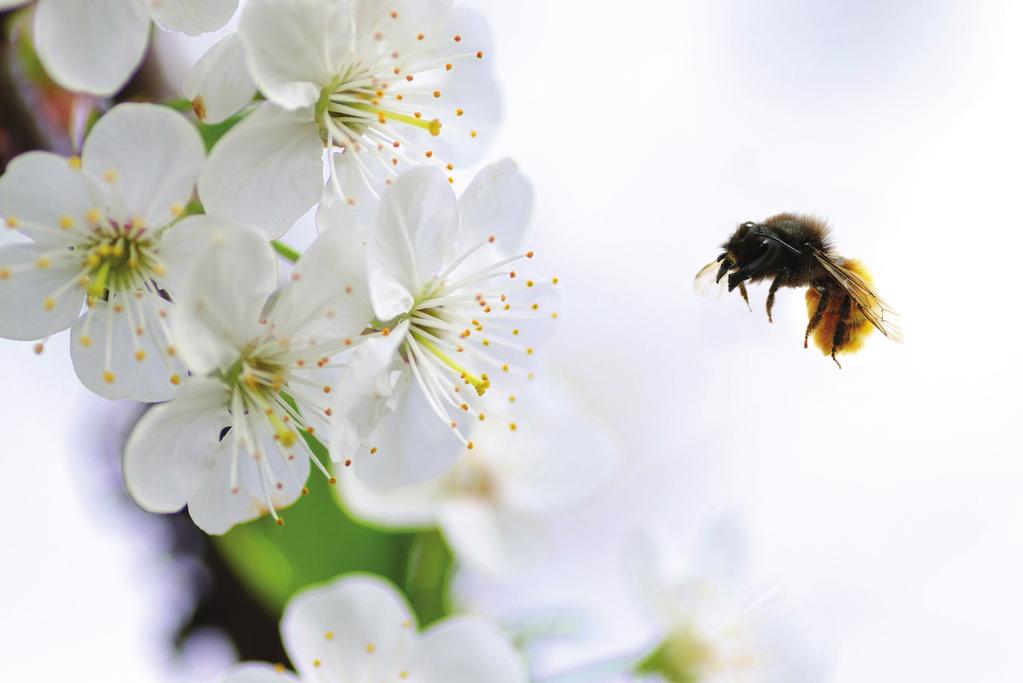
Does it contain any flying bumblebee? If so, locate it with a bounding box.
[694,213,902,367]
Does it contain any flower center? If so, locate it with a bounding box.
[442,455,499,502]
[80,220,160,298]
[317,66,442,146]
[408,297,491,397]
[224,351,296,445]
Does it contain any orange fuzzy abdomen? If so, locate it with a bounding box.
[805,259,874,355]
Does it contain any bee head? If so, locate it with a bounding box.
[722,221,768,262]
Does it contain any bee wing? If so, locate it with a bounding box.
[694,260,729,298]
[812,249,904,343]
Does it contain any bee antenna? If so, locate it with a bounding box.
[753,229,802,255]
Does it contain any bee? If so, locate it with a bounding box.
[694,213,902,367]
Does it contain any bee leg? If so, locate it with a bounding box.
[737,282,752,311]
[766,275,784,323]
[715,256,733,283]
[829,294,853,368]
[804,285,831,348]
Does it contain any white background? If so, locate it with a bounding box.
[3,0,1023,681]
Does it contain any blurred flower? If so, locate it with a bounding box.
[195,0,500,236]
[326,160,559,492]
[628,521,826,683]
[5,0,238,95]
[218,574,527,683]
[338,377,618,577]
[0,103,205,401]
[123,222,374,534]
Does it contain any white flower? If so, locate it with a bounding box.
[0,103,207,401]
[123,221,374,534]
[218,574,527,683]
[194,0,501,236]
[6,0,240,95]
[325,159,559,492]
[628,522,825,683]
[338,378,618,577]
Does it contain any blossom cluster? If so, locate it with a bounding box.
[0,1,821,681]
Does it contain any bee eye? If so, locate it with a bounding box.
[742,221,756,229]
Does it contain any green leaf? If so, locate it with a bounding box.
[214,466,417,613]
[403,530,455,628]
[213,429,457,627]
[197,112,246,151]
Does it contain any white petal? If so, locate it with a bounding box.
[457,158,533,258]
[82,103,205,229]
[282,575,415,682]
[369,167,459,320]
[33,0,151,95]
[412,616,526,683]
[353,0,452,63]
[693,516,749,584]
[239,0,352,110]
[318,152,387,231]
[267,220,373,344]
[70,294,185,402]
[353,371,465,492]
[149,0,239,35]
[123,377,231,514]
[0,0,30,9]
[184,32,257,124]
[199,103,323,238]
[170,219,277,374]
[0,151,97,249]
[218,663,301,683]
[328,323,407,460]
[487,380,618,514]
[438,500,546,577]
[151,213,224,297]
[0,244,83,341]
[188,426,309,535]
[395,8,501,167]
[336,467,441,529]
[486,285,562,371]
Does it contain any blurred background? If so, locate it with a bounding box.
[3,0,1023,680]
